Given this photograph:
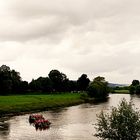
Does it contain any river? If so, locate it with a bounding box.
[0,94,140,140]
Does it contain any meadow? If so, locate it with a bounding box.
[114,90,129,94]
[0,93,84,117]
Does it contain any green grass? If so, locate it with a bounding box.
[114,90,129,94]
[0,93,84,117]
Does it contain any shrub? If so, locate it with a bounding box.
[87,76,109,99]
[95,99,140,140]
[136,85,140,94]
[80,92,88,100]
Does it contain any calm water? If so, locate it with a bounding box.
[1,94,140,140]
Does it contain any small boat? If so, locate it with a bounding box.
[34,119,51,130]
[29,114,44,124]
[29,114,51,130]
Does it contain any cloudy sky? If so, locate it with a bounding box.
[0,0,140,84]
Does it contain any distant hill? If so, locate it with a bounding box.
[108,83,129,88]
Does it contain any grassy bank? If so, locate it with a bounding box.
[0,93,84,117]
[114,90,129,94]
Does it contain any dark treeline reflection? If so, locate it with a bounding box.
[87,97,109,105]
[0,121,10,138]
[0,65,90,95]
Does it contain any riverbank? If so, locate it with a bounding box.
[114,90,129,94]
[0,93,85,117]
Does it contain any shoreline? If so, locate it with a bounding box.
[0,102,84,118]
[0,93,126,118]
[0,93,84,118]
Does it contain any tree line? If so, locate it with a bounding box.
[0,65,92,95]
[0,65,110,99]
[2,64,140,98]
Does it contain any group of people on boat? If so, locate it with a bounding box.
[29,114,51,130]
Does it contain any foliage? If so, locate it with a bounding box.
[48,70,69,92]
[29,77,53,92]
[0,65,110,95]
[19,81,29,93]
[87,76,109,99]
[77,74,90,91]
[129,80,140,94]
[129,85,136,94]
[0,65,22,94]
[95,99,140,140]
[136,85,140,94]
[132,80,140,86]
[68,80,78,92]
[80,92,89,100]
[113,86,130,91]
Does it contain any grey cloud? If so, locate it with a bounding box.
[60,44,140,75]
[0,0,139,44]
[1,0,140,83]
[0,0,138,42]
[0,15,71,42]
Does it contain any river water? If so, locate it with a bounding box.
[0,94,140,140]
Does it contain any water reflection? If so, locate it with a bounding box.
[109,94,131,107]
[0,119,10,140]
[88,97,109,105]
[1,94,140,140]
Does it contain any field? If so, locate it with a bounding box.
[0,93,84,117]
[114,90,129,94]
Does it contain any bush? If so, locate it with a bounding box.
[87,76,109,99]
[136,85,140,94]
[80,92,88,100]
[95,99,140,140]
[129,85,135,94]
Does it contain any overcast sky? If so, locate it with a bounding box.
[0,0,140,84]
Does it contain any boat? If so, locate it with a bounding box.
[29,114,51,130]
[29,114,44,124]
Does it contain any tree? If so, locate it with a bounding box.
[11,70,21,92]
[95,99,140,140]
[132,80,140,86]
[129,80,140,94]
[87,76,109,99]
[68,80,78,92]
[29,77,53,92]
[136,85,140,94]
[0,65,22,94]
[37,77,53,92]
[48,70,68,92]
[129,85,135,94]
[19,81,29,93]
[77,74,90,91]
[29,79,38,91]
[0,65,11,93]
[0,65,10,72]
